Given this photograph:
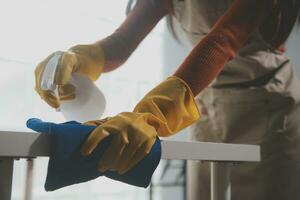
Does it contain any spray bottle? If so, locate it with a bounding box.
[40,51,106,122]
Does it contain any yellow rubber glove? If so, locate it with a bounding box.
[133,76,200,137]
[81,76,200,174]
[34,44,105,108]
[82,112,160,174]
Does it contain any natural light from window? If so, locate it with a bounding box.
[0,0,165,199]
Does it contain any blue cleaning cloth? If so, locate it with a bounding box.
[26,118,161,191]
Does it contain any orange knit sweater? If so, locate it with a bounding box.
[98,0,274,95]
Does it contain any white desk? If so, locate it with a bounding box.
[0,131,260,200]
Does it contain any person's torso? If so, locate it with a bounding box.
[171,0,300,101]
[173,0,232,43]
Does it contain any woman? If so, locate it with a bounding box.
[35,0,300,199]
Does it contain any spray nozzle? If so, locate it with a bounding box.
[40,51,64,111]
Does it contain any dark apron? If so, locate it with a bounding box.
[172,0,300,199]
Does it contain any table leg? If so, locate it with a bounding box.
[24,159,34,200]
[0,158,14,200]
[210,162,232,200]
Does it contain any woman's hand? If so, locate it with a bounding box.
[34,44,104,108]
[81,76,200,174]
[81,112,158,174]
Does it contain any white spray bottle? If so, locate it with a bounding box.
[40,51,106,123]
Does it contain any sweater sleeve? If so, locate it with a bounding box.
[174,0,273,96]
[98,0,173,72]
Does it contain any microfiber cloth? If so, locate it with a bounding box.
[26,118,161,191]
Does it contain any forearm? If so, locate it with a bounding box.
[174,0,272,96]
[97,0,172,72]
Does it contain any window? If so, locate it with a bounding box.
[0,1,165,199]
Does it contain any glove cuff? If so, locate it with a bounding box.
[69,44,105,81]
[133,76,200,137]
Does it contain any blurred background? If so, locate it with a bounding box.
[0,0,299,200]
